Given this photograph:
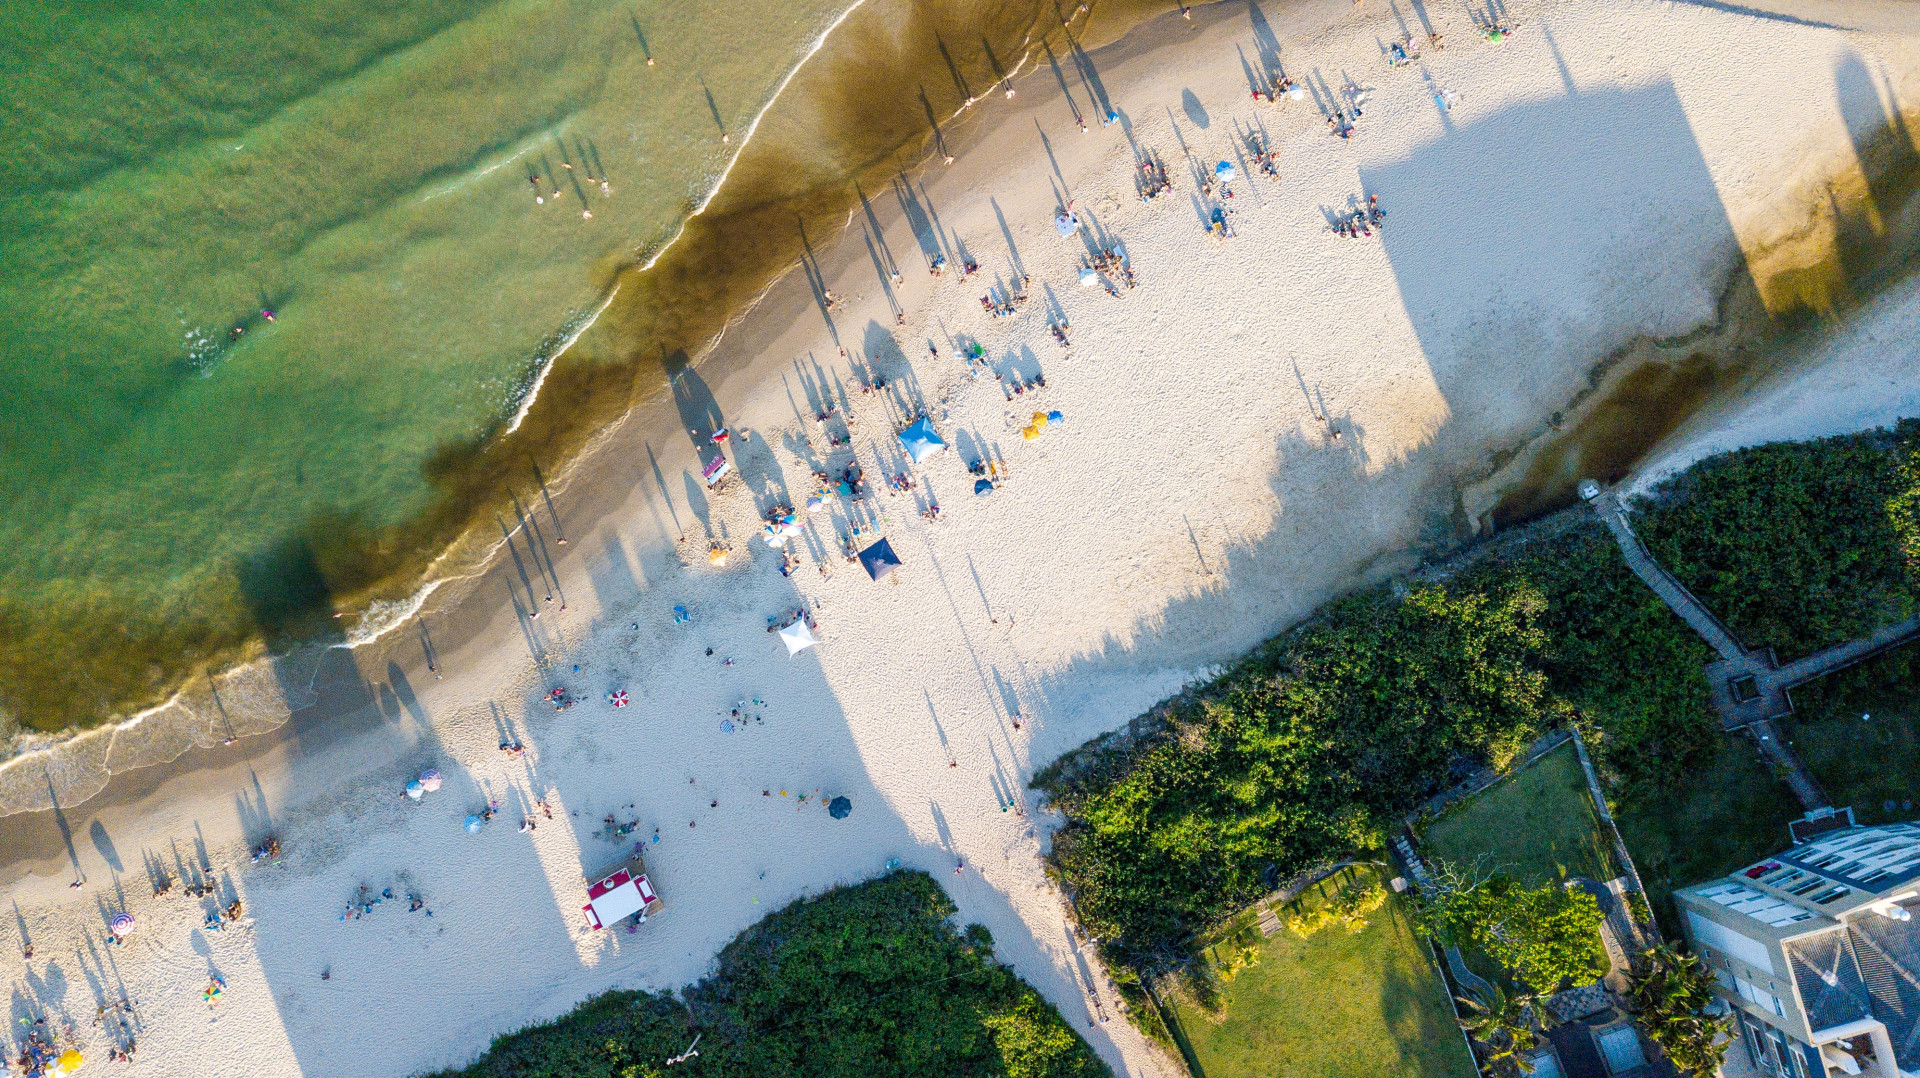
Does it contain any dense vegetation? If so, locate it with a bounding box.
[1041,583,1561,971]
[426,871,1107,1078]
[1037,514,1719,975]
[1634,422,1920,660]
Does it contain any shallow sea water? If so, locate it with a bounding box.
[0,0,849,724]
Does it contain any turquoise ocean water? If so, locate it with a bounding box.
[0,0,849,725]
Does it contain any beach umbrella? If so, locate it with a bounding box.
[828,796,852,819]
[975,478,995,496]
[1021,426,1039,440]
[779,619,817,656]
[48,1050,83,1077]
[420,769,443,792]
[1215,160,1236,184]
[1048,410,1064,424]
[897,417,946,463]
[806,494,830,513]
[464,814,484,834]
[857,538,902,582]
[1078,266,1098,287]
[1054,208,1078,236]
[109,913,134,938]
[405,780,424,801]
[610,690,630,708]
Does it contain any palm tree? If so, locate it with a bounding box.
[1457,982,1541,1074]
[1625,944,1729,1077]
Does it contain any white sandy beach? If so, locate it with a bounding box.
[4,0,1920,1075]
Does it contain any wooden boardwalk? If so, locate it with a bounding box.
[1586,488,1847,811]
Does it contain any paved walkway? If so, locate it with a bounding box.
[1586,488,1832,810]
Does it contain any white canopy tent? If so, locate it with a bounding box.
[779,619,816,655]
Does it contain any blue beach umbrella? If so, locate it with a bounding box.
[828,796,852,819]
[1215,160,1236,184]
[897,417,946,464]
[464,814,484,834]
[858,537,902,582]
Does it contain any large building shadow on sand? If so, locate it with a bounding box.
[1009,43,1801,764]
[1358,68,1750,474]
[1013,46,1920,800]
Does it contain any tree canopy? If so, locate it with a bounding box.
[1414,864,1609,990]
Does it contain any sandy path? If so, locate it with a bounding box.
[4,1,1918,1075]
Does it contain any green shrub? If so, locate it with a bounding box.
[1282,876,1386,938]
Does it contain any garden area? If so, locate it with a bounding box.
[424,870,1107,1078]
[1161,865,1475,1078]
[1420,742,1618,888]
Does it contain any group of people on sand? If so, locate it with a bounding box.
[1251,71,1298,104]
[1333,194,1387,239]
[979,277,1033,318]
[1138,157,1174,202]
[1085,245,1135,292]
[999,368,1046,400]
[340,883,430,922]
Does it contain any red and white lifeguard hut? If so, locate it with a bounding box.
[581,853,664,930]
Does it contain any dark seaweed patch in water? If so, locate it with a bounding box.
[1491,354,1736,529]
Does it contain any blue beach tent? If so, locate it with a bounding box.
[858,538,902,581]
[897,418,946,464]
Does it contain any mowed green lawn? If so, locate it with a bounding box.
[1421,742,1620,886]
[1165,867,1475,1078]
